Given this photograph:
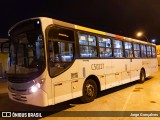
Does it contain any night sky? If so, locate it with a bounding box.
[1,0,160,44]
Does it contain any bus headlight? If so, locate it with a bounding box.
[30,79,44,93]
[30,84,39,93]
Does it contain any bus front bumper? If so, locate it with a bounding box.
[8,89,49,107]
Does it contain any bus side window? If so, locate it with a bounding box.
[78,33,97,58]
[113,39,123,58]
[152,46,156,58]
[147,46,152,58]
[124,42,133,58]
[141,45,147,58]
[98,37,112,58]
[133,43,140,58]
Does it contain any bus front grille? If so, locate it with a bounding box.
[11,93,27,102]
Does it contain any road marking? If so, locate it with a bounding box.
[122,86,135,110]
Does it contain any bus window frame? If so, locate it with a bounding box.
[133,42,141,58]
[78,31,98,59]
[140,44,147,58]
[113,39,124,58]
[124,41,134,58]
[97,36,113,58]
[146,45,152,58]
[151,46,157,58]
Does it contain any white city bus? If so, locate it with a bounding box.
[7,17,158,107]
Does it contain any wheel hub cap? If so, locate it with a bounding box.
[86,84,94,97]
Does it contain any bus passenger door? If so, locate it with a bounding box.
[53,61,80,104]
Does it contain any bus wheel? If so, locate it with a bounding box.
[80,79,97,103]
[139,69,146,83]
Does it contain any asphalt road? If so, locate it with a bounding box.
[0,67,160,120]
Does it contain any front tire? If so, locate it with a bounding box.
[80,79,97,103]
[139,69,146,83]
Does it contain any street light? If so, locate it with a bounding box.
[136,32,149,43]
[151,39,156,44]
[137,32,143,37]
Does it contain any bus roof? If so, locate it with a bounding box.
[8,17,156,46]
[50,17,155,46]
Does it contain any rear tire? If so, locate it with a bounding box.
[139,69,146,83]
[80,79,97,103]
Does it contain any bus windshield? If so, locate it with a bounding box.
[8,19,45,76]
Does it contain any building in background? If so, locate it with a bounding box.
[0,38,9,78]
[156,45,160,66]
